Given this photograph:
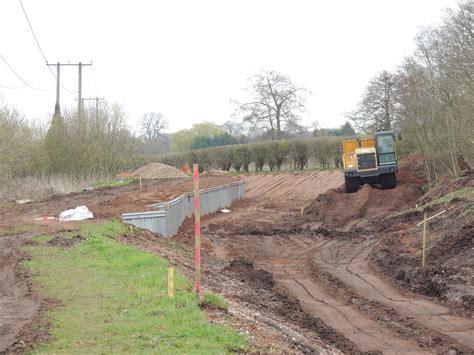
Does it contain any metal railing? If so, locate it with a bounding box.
[122,181,246,237]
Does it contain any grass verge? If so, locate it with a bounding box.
[24,221,246,353]
[201,292,229,311]
[387,187,473,219]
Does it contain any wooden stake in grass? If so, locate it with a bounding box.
[168,267,174,297]
[139,177,142,191]
[422,212,427,268]
[193,164,201,296]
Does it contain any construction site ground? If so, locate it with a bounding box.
[1,163,473,353]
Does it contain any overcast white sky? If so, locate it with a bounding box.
[0,0,457,133]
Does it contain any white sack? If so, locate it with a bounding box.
[59,206,93,221]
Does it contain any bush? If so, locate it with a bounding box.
[251,144,267,172]
[312,137,341,169]
[232,146,252,172]
[289,140,308,170]
[267,141,290,171]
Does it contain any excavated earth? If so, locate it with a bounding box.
[168,160,474,353]
[1,166,473,353]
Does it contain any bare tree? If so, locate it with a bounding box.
[234,70,308,140]
[347,71,399,133]
[140,112,168,141]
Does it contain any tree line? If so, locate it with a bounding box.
[0,100,142,182]
[347,2,473,179]
[157,137,343,173]
[1,2,470,186]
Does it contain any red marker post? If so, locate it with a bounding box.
[193,164,201,295]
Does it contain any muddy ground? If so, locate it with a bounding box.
[1,167,473,353]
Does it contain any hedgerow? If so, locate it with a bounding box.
[156,136,344,172]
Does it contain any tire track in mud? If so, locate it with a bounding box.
[313,236,474,350]
[0,235,41,353]
[258,257,423,352]
[187,170,473,352]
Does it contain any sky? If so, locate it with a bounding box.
[0,0,458,133]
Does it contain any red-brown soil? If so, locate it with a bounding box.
[168,158,473,353]
[1,159,473,353]
[0,234,43,354]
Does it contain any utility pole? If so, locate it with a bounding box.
[46,62,61,117]
[46,62,92,119]
[78,62,82,118]
[76,97,105,121]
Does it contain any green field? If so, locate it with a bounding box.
[25,221,246,354]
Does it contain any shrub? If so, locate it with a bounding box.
[267,141,290,171]
[251,144,267,172]
[233,145,252,172]
[289,140,308,170]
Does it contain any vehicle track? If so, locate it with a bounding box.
[183,170,473,352]
[245,237,427,353]
[313,237,474,349]
[204,203,472,351]
[0,234,40,353]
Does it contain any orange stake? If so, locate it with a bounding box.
[193,164,201,295]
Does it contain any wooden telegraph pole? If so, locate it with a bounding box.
[76,97,105,120]
[47,62,92,119]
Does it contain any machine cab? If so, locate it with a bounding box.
[374,131,397,167]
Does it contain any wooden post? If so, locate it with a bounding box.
[193,164,201,295]
[139,177,142,191]
[168,267,174,297]
[422,212,427,268]
[300,207,304,217]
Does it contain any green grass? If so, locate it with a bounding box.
[94,177,135,189]
[25,221,246,354]
[0,223,36,237]
[388,187,473,218]
[202,292,229,311]
[31,235,56,244]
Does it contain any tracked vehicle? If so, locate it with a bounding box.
[342,131,398,193]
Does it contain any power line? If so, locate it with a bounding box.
[19,0,48,63]
[19,0,74,94]
[0,55,50,91]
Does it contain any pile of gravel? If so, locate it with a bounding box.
[131,162,188,179]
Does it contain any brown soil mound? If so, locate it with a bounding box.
[224,257,275,288]
[132,162,188,179]
[304,166,424,229]
[373,173,474,312]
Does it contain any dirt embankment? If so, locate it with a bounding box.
[303,155,425,230]
[244,170,344,202]
[373,172,474,313]
[186,157,474,352]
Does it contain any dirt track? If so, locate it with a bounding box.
[184,169,474,353]
[1,168,472,353]
[0,235,40,353]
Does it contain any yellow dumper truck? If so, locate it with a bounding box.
[342,131,398,193]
